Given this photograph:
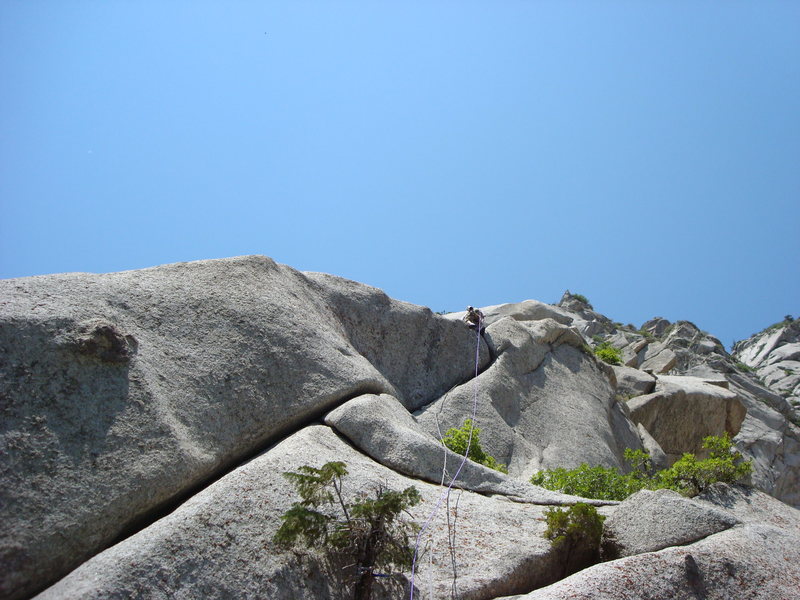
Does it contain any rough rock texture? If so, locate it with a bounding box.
[640,317,671,337]
[446,300,573,328]
[635,423,668,471]
[324,393,605,506]
[304,271,490,411]
[415,317,642,481]
[611,365,655,398]
[555,291,616,339]
[626,375,746,463]
[3,264,799,599]
[722,372,799,503]
[505,485,800,600]
[35,425,580,600]
[696,482,800,534]
[602,488,738,558]
[639,342,677,374]
[733,319,800,410]
[0,256,483,600]
[546,305,800,508]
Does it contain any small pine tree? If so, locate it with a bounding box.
[658,432,752,496]
[273,461,420,600]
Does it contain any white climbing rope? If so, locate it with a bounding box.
[409,314,483,599]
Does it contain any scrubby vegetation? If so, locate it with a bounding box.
[637,328,656,341]
[442,418,508,473]
[531,449,653,501]
[531,434,751,500]
[543,502,605,577]
[570,293,592,308]
[658,433,753,496]
[748,315,797,338]
[593,341,623,366]
[274,461,420,600]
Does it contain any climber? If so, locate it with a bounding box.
[463,306,484,329]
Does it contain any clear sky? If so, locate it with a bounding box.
[1,2,798,348]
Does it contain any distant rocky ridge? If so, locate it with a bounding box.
[554,291,800,506]
[732,317,800,411]
[1,257,798,600]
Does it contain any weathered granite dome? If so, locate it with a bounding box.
[1,256,798,599]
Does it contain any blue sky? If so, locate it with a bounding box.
[1,2,798,348]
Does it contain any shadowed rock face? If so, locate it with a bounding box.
[2,259,799,600]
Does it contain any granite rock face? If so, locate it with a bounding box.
[733,319,800,412]
[414,317,642,481]
[324,393,602,506]
[2,261,799,600]
[34,425,603,600]
[0,256,483,600]
[563,306,800,508]
[506,485,800,600]
[611,365,656,397]
[601,488,739,558]
[626,375,747,463]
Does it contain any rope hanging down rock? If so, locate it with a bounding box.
[409,309,484,600]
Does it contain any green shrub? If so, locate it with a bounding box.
[531,435,751,500]
[571,293,592,308]
[543,502,605,577]
[594,341,622,366]
[735,361,755,373]
[531,464,635,500]
[530,449,652,501]
[637,329,656,341]
[274,461,420,600]
[656,432,752,496]
[749,316,796,338]
[442,418,508,473]
[623,448,653,477]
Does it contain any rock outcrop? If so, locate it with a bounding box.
[733,318,800,414]
[414,316,642,481]
[0,256,484,600]
[626,375,746,463]
[569,307,800,508]
[2,258,798,600]
[33,425,598,600]
[601,488,739,558]
[505,485,800,600]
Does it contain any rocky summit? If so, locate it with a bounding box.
[1,256,798,600]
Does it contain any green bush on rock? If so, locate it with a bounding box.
[531,435,751,500]
[543,502,606,577]
[570,293,593,308]
[531,449,653,501]
[593,341,622,366]
[657,432,752,496]
[442,418,508,473]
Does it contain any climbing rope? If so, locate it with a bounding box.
[409,313,484,599]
